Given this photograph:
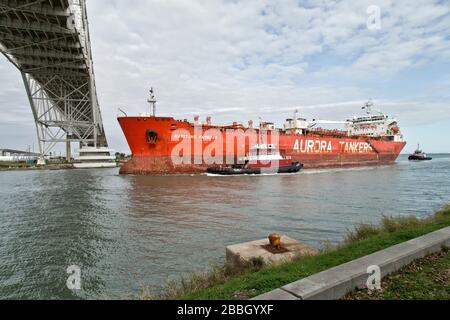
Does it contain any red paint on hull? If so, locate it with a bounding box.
[118,116,406,175]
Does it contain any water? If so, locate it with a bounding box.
[0,154,449,299]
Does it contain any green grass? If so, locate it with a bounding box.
[140,205,450,300]
[346,248,449,300]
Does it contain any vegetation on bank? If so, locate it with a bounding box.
[0,161,31,169]
[345,248,449,300]
[0,161,73,171]
[138,205,450,300]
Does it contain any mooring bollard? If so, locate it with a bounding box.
[226,235,318,269]
[269,233,282,250]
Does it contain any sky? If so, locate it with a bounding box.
[1,0,450,154]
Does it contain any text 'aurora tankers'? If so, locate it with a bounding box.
[118,92,406,175]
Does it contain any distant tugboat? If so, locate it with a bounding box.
[207,144,303,175]
[408,145,432,161]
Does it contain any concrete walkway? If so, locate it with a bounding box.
[252,226,450,300]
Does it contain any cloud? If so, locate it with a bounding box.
[1,0,450,153]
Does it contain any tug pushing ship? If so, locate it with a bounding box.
[207,144,303,175]
[117,91,406,175]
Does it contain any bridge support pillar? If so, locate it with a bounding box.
[66,140,71,163]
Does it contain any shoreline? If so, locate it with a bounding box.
[138,205,450,300]
[2,153,446,175]
[0,165,75,172]
[0,163,120,172]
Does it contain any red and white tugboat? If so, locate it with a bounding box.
[207,144,303,175]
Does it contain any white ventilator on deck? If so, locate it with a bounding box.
[0,0,113,165]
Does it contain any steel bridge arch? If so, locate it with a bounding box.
[0,0,107,159]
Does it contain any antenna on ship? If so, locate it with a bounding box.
[294,109,299,128]
[148,87,157,117]
[362,100,374,115]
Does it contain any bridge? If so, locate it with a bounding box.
[0,0,107,162]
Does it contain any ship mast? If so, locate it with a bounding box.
[362,100,374,115]
[294,109,299,129]
[148,88,157,117]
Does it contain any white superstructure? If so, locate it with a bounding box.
[73,147,117,169]
[283,101,404,142]
[284,110,309,135]
[346,102,404,141]
[243,144,285,162]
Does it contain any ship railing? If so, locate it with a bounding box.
[307,128,348,137]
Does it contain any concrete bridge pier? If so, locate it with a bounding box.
[66,140,71,163]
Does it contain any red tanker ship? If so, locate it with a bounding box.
[118,93,406,175]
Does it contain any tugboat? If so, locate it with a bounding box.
[207,144,303,175]
[408,145,432,161]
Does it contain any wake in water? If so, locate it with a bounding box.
[205,165,394,177]
[300,165,394,175]
[205,172,301,177]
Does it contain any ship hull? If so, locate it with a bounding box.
[118,117,406,175]
[408,155,432,161]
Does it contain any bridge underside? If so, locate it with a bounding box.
[0,0,107,158]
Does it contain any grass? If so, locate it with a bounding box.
[345,248,449,300]
[136,258,265,300]
[139,205,450,300]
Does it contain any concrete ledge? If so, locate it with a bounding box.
[252,226,450,300]
[226,236,317,269]
[252,289,299,300]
